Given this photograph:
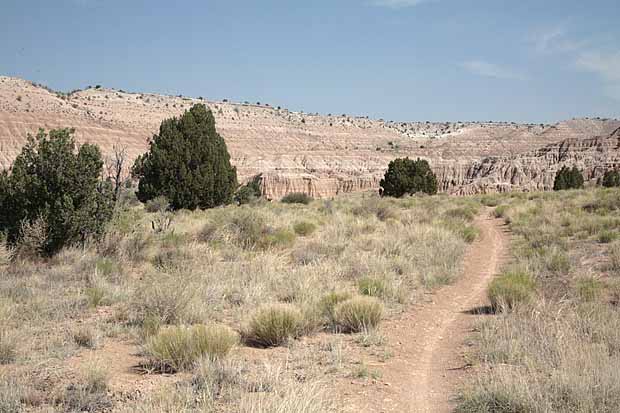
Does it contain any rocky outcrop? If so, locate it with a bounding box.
[1,76,619,198]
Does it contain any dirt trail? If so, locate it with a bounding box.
[342,210,509,413]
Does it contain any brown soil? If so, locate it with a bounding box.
[340,210,510,412]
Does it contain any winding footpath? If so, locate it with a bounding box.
[343,210,510,412]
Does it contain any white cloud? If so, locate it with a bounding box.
[460,60,525,80]
[530,25,584,54]
[576,51,620,100]
[576,51,620,82]
[529,25,620,101]
[371,0,435,8]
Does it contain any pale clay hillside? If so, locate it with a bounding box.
[1,76,619,199]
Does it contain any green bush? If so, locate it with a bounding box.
[0,128,114,255]
[602,170,620,188]
[379,157,438,197]
[553,166,584,191]
[146,324,238,372]
[293,221,316,236]
[488,272,536,311]
[244,304,303,347]
[333,296,383,333]
[133,104,238,210]
[281,192,313,205]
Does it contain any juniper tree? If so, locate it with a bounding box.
[132,104,238,210]
[380,157,438,197]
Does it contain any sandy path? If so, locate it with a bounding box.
[342,210,509,412]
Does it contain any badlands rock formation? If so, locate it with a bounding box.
[1,76,619,198]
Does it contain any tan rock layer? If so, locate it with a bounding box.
[1,76,619,198]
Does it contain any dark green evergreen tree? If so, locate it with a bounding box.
[554,166,584,191]
[380,157,438,197]
[132,104,238,210]
[602,169,620,188]
[0,128,114,255]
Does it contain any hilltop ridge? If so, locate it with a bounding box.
[1,76,619,198]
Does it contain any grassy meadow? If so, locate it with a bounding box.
[0,191,479,412]
[460,188,620,413]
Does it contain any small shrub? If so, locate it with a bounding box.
[333,296,383,333]
[293,221,316,236]
[244,304,304,347]
[318,291,352,327]
[358,277,387,298]
[259,228,296,249]
[144,195,170,213]
[281,192,313,205]
[146,324,238,372]
[488,272,536,311]
[575,277,604,302]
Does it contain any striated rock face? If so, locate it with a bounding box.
[1,76,619,198]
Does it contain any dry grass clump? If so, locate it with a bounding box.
[357,277,388,298]
[574,277,604,302]
[0,329,17,364]
[128,272,197,326]
[0,375,24,413]
[318,291,353,328]
[61,362,111,413]
[146,324,238,372]
[0,239,14,270]
[608,241,620,274]
[72,325,101,349]
[293,221,317,236]
[333,296,383,333]
[488,271,536,312]
[243,304,304,347]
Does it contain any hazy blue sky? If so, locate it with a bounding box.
[1,0,619,123]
